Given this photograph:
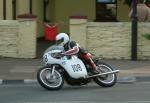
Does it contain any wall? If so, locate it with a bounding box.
[53,0,132,32]
[0,0,30,20]
[138,23,150,60]
[47,0,55,22]
[54,0,96,33]
[18,18,37,58]
[32,0,44,37]
[0,20,18,57]
[117,0,130,21]
[0,0,132,37]
[16,0,30,15]
[0,0,3,20]
[0,20,36,58]
[70,18,150,60]
[0,0,132,21]
[69,17,87,48]
[6,0,13,20]
[0,0,47,38]
[87,22,131,59]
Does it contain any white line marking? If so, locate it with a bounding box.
[0,79,2,84]
[128,101,150,103]
[24,79,37,84]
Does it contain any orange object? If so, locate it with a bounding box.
[147,4,150,8]
[44,23,58,41]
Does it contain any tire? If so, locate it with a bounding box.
[37,66,64,90]
[93,62,117,87]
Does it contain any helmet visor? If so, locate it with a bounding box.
[56,38,64,45]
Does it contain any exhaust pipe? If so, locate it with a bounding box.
[87,70,120,78]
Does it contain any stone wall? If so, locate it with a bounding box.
[87,22,131,59]
[70,18,150,60]
[69,16,87,48]
[0,20,36,58]
[138,23,150,60]
[0,21,19,57]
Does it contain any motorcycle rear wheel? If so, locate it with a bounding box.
[93,62,117,87]
[37,66,64,90]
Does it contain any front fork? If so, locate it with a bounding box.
[46,65,55,80]
[51,66,55,75]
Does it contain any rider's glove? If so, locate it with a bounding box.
[56,52,65,58]
[60,52,65,57]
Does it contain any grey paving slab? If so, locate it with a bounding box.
[0,58,150,83]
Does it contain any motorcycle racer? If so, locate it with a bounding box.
[56,33,99,74]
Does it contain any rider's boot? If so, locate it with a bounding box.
[90,63,99,75]
[80,53,99,75]
[87,58,99,75]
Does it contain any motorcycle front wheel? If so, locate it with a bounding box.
[93,62,117,87]
[37,66,64,90]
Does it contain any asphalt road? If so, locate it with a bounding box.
[0,82,150,103]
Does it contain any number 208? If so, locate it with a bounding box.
[71,64,82,72]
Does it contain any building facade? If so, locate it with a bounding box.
[0,0,131,37]
[2,0,149,60]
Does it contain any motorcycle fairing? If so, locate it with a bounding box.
[60,57,88,79]
[43,52,88,79]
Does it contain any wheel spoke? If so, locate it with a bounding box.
[39,68,63,88]
[97,64,115,84]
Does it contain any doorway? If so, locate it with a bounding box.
[96,0,117,22]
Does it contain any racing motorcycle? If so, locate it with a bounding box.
[37,45,120,90]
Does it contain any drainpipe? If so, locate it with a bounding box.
[131,0,138,60]
[12,0,16,20]
[3,0,6,20]
[29,0,32,14]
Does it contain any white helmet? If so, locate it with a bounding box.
[56,33,69,46]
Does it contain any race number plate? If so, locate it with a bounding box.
[71,64,82,72]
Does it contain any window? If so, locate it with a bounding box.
[96,0,117,22]
[97,0,116,3]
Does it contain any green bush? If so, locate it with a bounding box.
[143,34,150,40]
[124,0,132,6]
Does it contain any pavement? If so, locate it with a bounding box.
[0,58,150,84]
[0,38,150,84]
